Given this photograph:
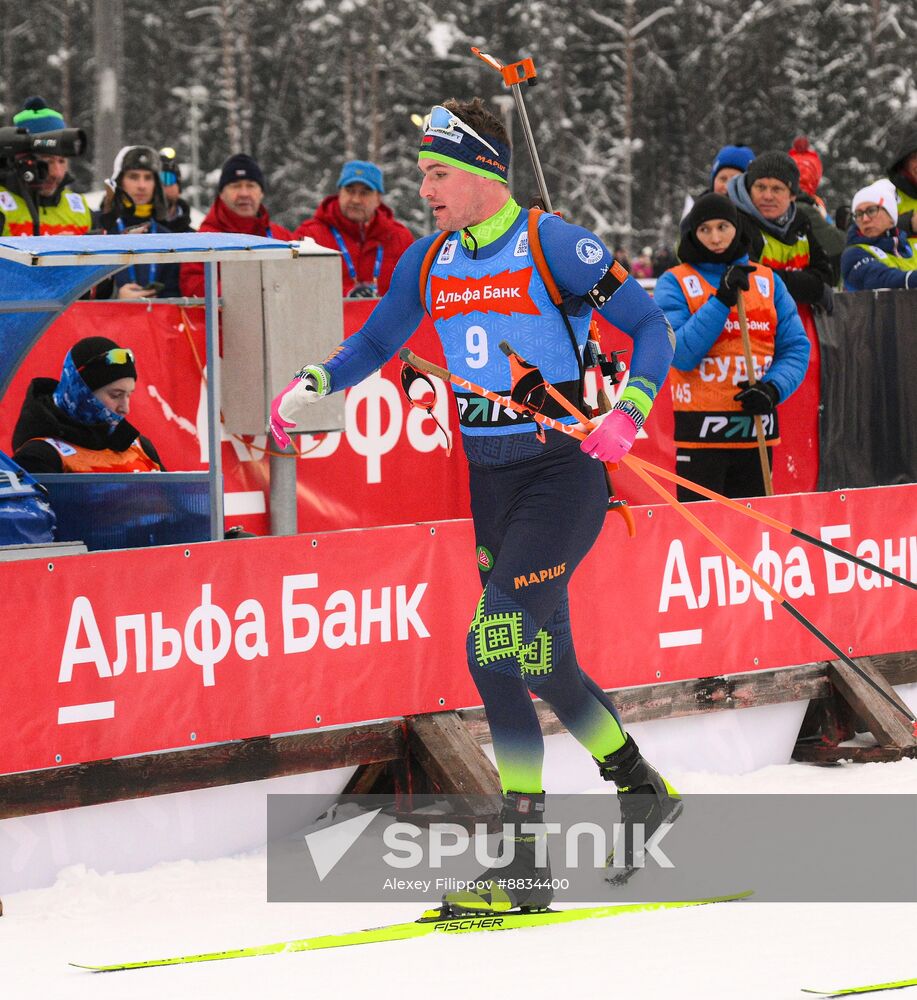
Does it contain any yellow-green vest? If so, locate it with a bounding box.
[894,188,917,252]
[758,228,811,272]
[854,243,917,273]
[895,188,917,214]
[0,185,92,237]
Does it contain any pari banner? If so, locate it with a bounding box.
[0,299,821,535]
[1,484,915,777]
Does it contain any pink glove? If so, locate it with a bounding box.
[581,407,639,463]
[270,365,330,448]
[270,378,302,449]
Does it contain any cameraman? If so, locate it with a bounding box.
[0,96,91,237]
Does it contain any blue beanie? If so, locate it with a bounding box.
[710,145,755,186]
[337,160,384,194]
[13,96,66,133]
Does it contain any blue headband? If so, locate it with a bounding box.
[419,106,510,183]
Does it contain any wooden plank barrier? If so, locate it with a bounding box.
[1,651,914,821]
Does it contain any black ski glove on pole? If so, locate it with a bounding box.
[734,379,780,414]
[715,264,755,307]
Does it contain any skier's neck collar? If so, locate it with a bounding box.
[461,196,520,251]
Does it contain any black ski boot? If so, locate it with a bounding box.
[596,734,683,886]
[443,791,554,914]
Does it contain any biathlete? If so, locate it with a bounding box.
[272,98,679,913]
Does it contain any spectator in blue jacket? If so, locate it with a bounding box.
[841,179,917,291]
[654,193,810,500]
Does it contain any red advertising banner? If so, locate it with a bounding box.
[0,302,472,533]
[2,484,914,777]
[3,300,818,535]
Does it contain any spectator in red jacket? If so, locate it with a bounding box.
[180,153,292,297]
[293,160,414,297]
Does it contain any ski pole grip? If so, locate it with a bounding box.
[471,47,504,72]
[398,349,451,382]
[501,57,537,87]
[471,47,538,87]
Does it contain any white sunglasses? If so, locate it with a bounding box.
[423,105,501,159]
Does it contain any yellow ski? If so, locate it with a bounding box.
[71,889,752,972]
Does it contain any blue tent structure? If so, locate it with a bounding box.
[0,232,311,540]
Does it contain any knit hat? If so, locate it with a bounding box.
[788,136,823,197]
[851,178,898,226]
[337,160,385,193]
[111,145,160,182]
[685,192,739,232]
[710,145,755,186]
[70,337,137,391]
[104,145,167,218]
[12,96,66,133]
[678,193,749,266]
[218,153,265,192]
[746,151,800,195]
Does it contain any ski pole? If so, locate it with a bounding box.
[472,47,553,213]
[497,342,917,730]
[623,454,916,729]
[624,453,917,593]
[497,339,917,591]
[736,294,774,496]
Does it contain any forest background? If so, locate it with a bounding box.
[1,0,914,254]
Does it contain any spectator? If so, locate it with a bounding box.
[726,150,834,310]
[885,124,917,246]
[11,336,164,474]
[631,246,654,279]
[709,144,755,196]
[96,146,189,299]
[841,179,917,291]
[179,153,292,297]
[654,193,810,500]
[0,96,92,237]
[652,244,676,277]
[787,135,845,283]
[675,146,755,265]
[293,160,413,298]
[159,146,194,230]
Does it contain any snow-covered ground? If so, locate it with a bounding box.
[3,735,916,1000]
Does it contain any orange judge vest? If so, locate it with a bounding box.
[668,262,781,449]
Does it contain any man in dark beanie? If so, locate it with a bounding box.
[179,153,292,296]
[11,336,164,474]
[726,149,834,309]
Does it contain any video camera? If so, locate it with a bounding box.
[0,125,88,185]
